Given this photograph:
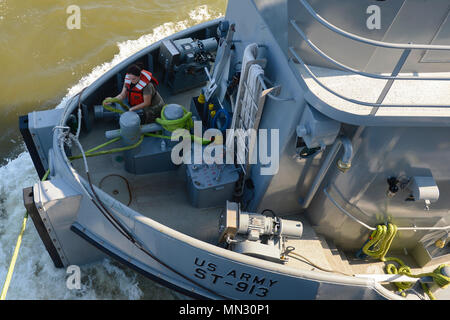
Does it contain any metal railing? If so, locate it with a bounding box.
[323,187,450,232]
[289,0,450,110]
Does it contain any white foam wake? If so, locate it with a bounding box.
[0,5,222,300]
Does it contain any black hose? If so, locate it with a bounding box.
[67,104,229,299]
[99,174,133,206]
[261,209,276,218]
[80,155,228,299]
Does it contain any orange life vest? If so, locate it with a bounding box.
[124,70,159,106]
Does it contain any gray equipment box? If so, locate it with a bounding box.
[186,163,239,208]
[125,137,179,175]
[296,104,340,149]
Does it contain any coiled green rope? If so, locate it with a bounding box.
[102,97,129,114]
[362,223,397,262]
[155,104,210,145]
[361,223,450,299]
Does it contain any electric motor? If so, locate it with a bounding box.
[237,212,303,240]
[218,201,303,264]
[159,37,218,70]
[158,37,218,93]
[219,201,303,243]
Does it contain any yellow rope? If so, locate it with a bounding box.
[385,261,449,299]
[0,212,29,300]
[102,97,129,114]
[362,224,397,262]
[69,135,144,160]
[0,169,50,300]
[384,257,415,297]
[361,222,450,299]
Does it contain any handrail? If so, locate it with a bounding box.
[290,0,450,110]
[290,20,450,82]
[298,0,450,51]
[323,187,450,232]
[288,47,450,108]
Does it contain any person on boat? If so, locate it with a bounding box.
[106,63,165,124]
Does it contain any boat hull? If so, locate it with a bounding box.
[22,2,448,300]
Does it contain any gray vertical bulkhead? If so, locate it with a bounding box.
[224,0,311,213]
[307,125,450,251]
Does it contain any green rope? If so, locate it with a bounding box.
[69,103,212,163]
[100,102,210,145]
[156,104,193,132]
[84,137,121,154]
[102,97,129,114]
[69,135,144,160]
[385,260,450,299]
[384,257,415,297]
[144,132,172,139]
[361,222,450,299]
[155,104,210,145]
[362,224,397,262]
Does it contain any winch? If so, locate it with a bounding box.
[219,201,303,263]
[158,37,218,93]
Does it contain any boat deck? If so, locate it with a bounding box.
[70,85,448,300]
[71,144,448,299]
[73,87,223,244]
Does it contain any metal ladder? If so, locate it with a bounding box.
[228,44,269,176]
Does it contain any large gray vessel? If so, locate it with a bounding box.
[19,0,450,299]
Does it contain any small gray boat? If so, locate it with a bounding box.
[20,0,450,300]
